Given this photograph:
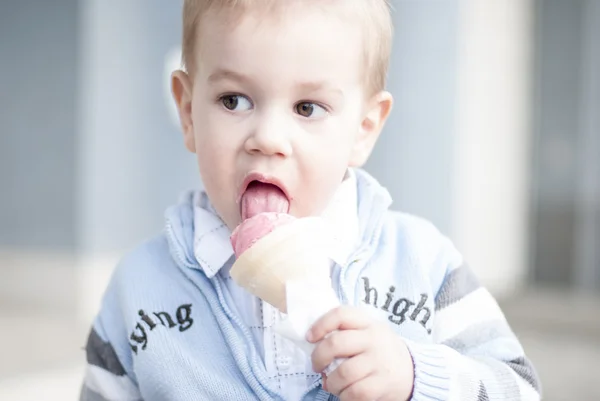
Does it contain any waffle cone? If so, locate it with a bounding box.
[230,217,332,313]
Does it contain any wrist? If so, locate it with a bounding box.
[403,340,451,401]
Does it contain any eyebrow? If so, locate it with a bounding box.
[297,81,344,98]
[207,68,344,97]
[207,68,251,85]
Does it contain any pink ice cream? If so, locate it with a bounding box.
[230,212,295,257]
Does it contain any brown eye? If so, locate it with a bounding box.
[221,95,239,110]
[295,102,328,118]
[220,95,252,111]
[296,102,314,117]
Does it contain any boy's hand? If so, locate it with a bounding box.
[307,306,414,401]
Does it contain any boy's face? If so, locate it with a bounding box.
[173,4,392,230]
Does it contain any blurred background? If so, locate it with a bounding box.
[0,0,598,399]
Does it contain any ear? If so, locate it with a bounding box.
[171,70,196,153]
[349,91,393,167]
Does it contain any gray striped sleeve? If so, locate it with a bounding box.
[482,358,522,399]
[81,327,142,401]
[477,381,489,401]
[507,357,542,393]
[442,320,521,355]
[85,328,127,376]
[435,264,480,310]
[80,386,112,401]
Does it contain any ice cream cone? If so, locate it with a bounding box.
[230,217,332,313]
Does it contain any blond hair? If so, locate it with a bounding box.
[181,0,393,95]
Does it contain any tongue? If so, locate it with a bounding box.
[241,182,290,221]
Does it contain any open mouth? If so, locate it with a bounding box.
[246,180,285,194]
[240,177,290,221]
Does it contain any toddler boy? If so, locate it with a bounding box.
[81,1,541,400]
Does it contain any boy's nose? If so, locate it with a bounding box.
[244,115,293,157]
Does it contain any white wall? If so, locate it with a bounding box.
[452,0,534,296]
[368,1,534,297]
[76,0,197,257]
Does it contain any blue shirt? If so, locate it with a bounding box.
[81,168,541,401]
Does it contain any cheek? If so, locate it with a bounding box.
[319,124,358,162]
[297,146,352,215]
[192,108,234,159]
[196,140,234,186]
[299,115,359,172]
[193,123,234,189]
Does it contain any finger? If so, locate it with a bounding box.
[325,353,376,396]
[307,306,371,343]
[339,374,386,401]
[311,329,371,373]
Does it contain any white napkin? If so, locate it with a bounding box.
[273,279,345,376]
